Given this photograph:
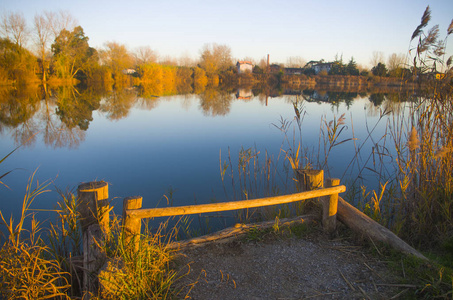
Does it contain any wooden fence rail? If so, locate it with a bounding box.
[122,171,344,247]
[125,185,345,219]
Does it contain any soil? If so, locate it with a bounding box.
[175,222,411,300]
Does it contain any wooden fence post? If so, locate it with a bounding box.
[297,170,338,232]
[323,178,340,233]
[296,169,324,191]
[123,196,143,250]
[77,181,109,297]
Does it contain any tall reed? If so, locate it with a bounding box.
[0,172,71,299]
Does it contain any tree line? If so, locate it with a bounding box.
[1,10,443,89]
[0,10,239,90]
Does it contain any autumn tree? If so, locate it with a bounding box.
[133,46,158,65]
[0,38,38,84]
[0,11,29,48]
[51,26,96,80]
[101,41,133,81]
[198,43,233,76]
[0,12,38,84]
[33,13,53,81]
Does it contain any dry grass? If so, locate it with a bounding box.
[0,173,186,299]
[0,172,70,299]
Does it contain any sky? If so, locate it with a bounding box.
[1,0,453,68]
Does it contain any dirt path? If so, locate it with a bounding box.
[176,223,409,299]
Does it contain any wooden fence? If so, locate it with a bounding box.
[76,169,429,295]
[77,170,344,247]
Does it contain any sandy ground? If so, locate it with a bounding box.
[175,223,410,300]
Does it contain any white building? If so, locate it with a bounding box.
[237,61,253,73]
[313,63,333,74]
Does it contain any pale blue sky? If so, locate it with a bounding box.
[1,0,452,68]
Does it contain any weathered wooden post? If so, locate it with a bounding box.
[77,181,109,297]
[297,169,337,232]
[297,169,324,191]
[323,178,340,233]
[122,196,143,250]
[296,169,324,215]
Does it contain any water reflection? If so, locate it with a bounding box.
[0,84,420,149]
[100,88,137,120]
[199,89,234,116]
[236,88,253,100]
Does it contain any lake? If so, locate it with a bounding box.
[0,85,409,231]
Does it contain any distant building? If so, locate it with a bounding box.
[122,69,136,75]
[284,68,303,75]
[269,64,282,73]
[304,61,319,69]
[313,62,333,74]
[237,61,253,73]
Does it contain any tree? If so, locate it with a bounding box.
[0,12,29,48]
[0,38,38,84]
[133,46,158,65]
[198,43,233,76]
[388,55,410,78]
[33,13,52,81]
[257,57,268,70]
[102,41,133,80]
[371,62,388,77]
[178,52,194,67]
[329,55,346,75]
[286,56,306,68]
[370,51,385,68]
[51,26,96,80]
[346,57,359,75]
[387,53,407,77]
[32,11,78,82]
[45,10,78,38]
[159,55,177,66]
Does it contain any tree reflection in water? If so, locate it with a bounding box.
[0,84,416,149]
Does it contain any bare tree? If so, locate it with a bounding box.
[286,56,306,68]
[370,51,385,68]
[133,46,158,65]
[387,53,406,71]
[178,52,195,67]
[45,10,78,38]
[258,57,268,70]
[0,11,29,48]
[33,13,52,81]
[159,55,177,66]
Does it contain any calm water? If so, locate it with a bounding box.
[0,86,405,230]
